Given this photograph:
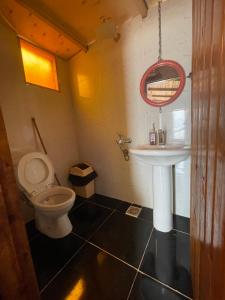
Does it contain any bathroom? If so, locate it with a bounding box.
[0,0,224,300]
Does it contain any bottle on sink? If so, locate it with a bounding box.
[149,123,157,145]
[158,129,166,145]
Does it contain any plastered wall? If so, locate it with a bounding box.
[0,0,192,221]
[0,20,79,222]
[69,0,192,217]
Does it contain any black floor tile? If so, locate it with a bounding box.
[129,273,187,300]
[139,207,153,223]
[90,193,121,209]
[116,199,131,213]
[173,215,190,234]
[41,243,136,300]
[30,233,84,289]
[30,194,192,298]
[70,195,86,212]
[26,219,40,241]
[140,229,192,298]
[91,211,153,268]
[70,201,112,239]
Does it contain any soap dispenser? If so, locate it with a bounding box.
[157,107,166,145]
[149,123,157,145]
[158,129,166,145]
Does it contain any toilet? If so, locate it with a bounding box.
[17,152,76,239]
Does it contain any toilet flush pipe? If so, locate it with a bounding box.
[31,117,61,186]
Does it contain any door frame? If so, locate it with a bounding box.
[0,107,39,300]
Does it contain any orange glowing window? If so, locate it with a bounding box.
[20,39,59,91]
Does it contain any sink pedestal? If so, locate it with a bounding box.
[129,144,190,233]
[153,166,173,232]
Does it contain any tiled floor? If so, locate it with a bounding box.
[26,194,192,300]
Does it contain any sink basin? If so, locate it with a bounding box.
[129,144,190,166]
[130,144,191,232]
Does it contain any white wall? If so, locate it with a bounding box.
[70,0,192,217]
[0,20,79,221]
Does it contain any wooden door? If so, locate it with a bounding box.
[0,108,40,300]
[191,0,225,299]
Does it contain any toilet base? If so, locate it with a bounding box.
[35,213,73,239]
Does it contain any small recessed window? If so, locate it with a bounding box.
[20,39,59,91]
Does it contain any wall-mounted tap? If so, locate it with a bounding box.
[121,148,129,161]
[116,134,132,145]
[116,134,132,161]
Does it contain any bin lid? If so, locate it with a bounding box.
[70,163,93,177]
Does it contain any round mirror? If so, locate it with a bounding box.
[140,60,186,107]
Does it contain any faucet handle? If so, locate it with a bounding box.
[116,133,132,144]
[117,133,124,139]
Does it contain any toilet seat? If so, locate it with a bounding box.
[17,152,54,196]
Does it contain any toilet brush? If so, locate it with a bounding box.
[31,117,61,186]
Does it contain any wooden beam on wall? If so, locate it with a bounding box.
[16,0,88,52]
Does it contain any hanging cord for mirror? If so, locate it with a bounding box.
[159,107,163,128]
[158,1,163,118]
[31,117,61,185]
[158,1,162,61]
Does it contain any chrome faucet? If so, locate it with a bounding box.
[116,134,132,161]
[116,134,132,145]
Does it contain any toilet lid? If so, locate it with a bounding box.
[17,152,54,195]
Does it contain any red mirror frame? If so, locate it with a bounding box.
[140,60,186,107]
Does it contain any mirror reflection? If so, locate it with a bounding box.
[140,60,186,107]
[145,66,180,103]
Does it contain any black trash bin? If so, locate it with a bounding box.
[68,163,97,198]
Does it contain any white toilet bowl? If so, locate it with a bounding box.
[17,152,76,238]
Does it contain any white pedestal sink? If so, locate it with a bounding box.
[129,144,190,232]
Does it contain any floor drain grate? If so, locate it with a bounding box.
[125,205,142,218]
